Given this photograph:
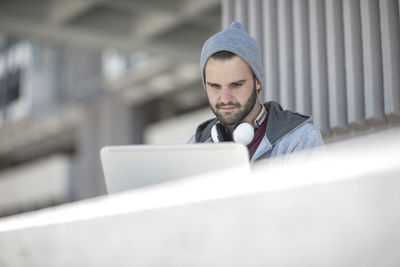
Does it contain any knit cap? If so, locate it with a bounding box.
[200,21,264,90]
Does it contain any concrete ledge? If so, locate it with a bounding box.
[0,128,399,266]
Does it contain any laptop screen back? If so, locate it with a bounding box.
[100,143,249,193]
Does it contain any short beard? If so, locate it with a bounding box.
[211,84,258,126]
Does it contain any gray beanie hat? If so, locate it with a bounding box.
[200,21,264,90]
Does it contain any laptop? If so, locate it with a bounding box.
[100,143,250,194]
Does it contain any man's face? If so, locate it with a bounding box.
[204,56,261,126]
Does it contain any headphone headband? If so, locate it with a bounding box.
[252,104,267,129]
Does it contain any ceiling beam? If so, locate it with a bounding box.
[131,0,219,47]
[0,13,199,61]
[100,0,168,14]
[0,0,220,60]
[48,0,106,25]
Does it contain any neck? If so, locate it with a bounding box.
[243,100,263,125]
[226,101,263,133]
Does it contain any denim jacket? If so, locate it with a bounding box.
[187,101,324,162]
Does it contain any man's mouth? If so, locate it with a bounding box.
[216,102,240,112]
[219,106,236,111]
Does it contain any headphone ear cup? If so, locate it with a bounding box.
[232,122,254,145]
[211,124,220,143]
[211,123,232,142]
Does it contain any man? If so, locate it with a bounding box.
[188,22,324,161]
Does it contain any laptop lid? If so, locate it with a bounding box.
[100,143,249,194]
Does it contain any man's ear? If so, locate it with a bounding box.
[256,78,261,93]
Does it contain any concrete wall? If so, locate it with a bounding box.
[0,154,70,217]
[144,107,213,144]
[222,0,400,139]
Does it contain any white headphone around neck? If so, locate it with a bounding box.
[211,104,267,145]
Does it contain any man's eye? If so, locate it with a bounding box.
[232,83,243,87]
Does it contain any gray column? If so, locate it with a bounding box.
[325,0,348,134]
[360,0,386,126]
[262,0,279,103]
[277,0,295,110]
[293,0,311,115]
[72,96,136,201]
[27,43,59,117]
[343,0,367,129]
[248,0,265,101]
[234,0,248,30]
[379,0,400,122]
[222,0,234,29]
[248,0,263,51]
[73,101,104,200]
[309,0,330,134]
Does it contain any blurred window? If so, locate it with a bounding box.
[0,69,21,107]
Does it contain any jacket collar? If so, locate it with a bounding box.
[195,101,311,144]
[195,118,217,143]
[264,101,310,145]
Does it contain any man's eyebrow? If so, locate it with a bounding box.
[206,81,219,86]
[206,79,246,86]
[231,79,246,84]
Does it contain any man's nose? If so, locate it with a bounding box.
[220,87,233,103]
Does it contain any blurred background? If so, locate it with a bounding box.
[0,0,399,218]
